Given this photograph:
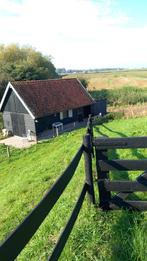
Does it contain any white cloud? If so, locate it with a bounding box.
[0,0,22,16]
[0,0,147,69]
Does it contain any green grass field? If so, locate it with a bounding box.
[0,117,147,260]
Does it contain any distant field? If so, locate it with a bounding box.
[64,70,147,108]
[63,70,147,90]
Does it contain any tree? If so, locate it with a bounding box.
[0,44,58,87]
[79,78,88,89]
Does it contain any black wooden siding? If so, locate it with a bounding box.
[35,105,96,134]
[2,89,36,137]
[35,109,78,134]
[91,99,106,116]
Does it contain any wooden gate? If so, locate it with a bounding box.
[93,136,147,211]
[11,113,26,136]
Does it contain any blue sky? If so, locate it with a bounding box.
[0,0,147,69]
[117,0,147,27]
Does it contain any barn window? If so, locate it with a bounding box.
[60,112,63,120]
[60,111,68,120]
[68,109,73,118]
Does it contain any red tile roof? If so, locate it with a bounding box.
[12,78,94,118]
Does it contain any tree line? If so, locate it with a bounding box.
[0,44,58,98]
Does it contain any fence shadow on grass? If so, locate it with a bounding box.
[94,124,144,261]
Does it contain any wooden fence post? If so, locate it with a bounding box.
[96,149,111,210]
[6,146,10,158]
[87,115,92,135]
[87,115,94,157]
[89,114,93,139]
[83,133,95,204]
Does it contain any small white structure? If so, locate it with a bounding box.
[27,130,37,141]
[52,122,63,136]
[2,128,8,137]
[27,129,32,141]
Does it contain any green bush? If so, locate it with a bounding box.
[92,112,124,126]
[90,86,147,106]
[106,112,124,120]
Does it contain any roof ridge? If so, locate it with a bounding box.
[12,78,77,84]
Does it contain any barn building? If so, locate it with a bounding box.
[0,78,106,138]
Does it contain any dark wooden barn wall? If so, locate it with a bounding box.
[35,109,78,134]
[2,89,36,137]
[91,99,107,116]
[35,106,94,134]
[35,114,59,133]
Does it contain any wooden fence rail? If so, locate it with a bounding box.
[93,136,147,149]
[98,159,147,171]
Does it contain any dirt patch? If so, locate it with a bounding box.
[0,136,36,148]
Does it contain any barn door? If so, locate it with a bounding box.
[11,113,26,136]
[83,105,91,118]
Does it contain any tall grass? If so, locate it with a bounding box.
[90,86,147,106]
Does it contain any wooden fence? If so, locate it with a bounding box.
[93,136,147,211]
[0,116,95,261]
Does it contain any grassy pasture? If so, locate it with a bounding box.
[0,117,147,260]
